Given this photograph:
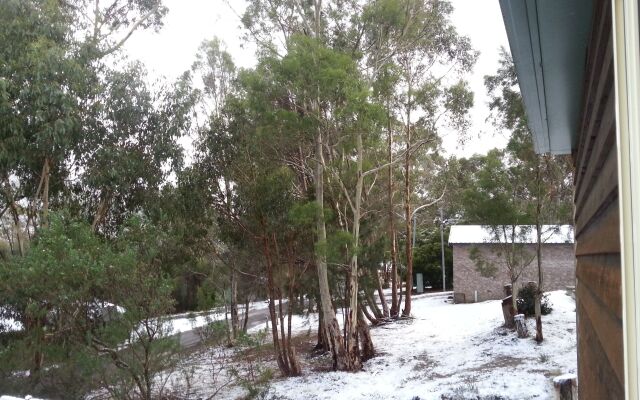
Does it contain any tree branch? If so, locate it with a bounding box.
[100,5,160,57]
[362,137,435,177]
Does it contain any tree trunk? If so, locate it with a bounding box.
[313,128,347,370]
[9,200,24,257]
[397,278,404,316]
[535,159,544,343]
[91,188,111,233]
[366,291,383,320]
[514,314,529,338]
[315,303,328,351]
[376,272,390,318]
[41,157,50,228]
[230,267,239,340]
[261,235,288,375]
[285,259,301,376]
[277,289,291,370]
[360,302,378,325]
[387,103,400,319]
[357,306,375,362]
[402,80,413,317]
[511,278,518,315]
[242,297,250,333]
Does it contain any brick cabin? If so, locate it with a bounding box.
[449,225,575,303]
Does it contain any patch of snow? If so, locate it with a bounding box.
[0,317,23,333]
[552,373,577,384]
[163,312,225,335]
[269,290,577,400]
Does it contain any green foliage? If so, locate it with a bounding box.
[233,366,275,400]
[516,283,552,317]
[468,246,498,279]
[413,228,452,289]
[288,202,320,228]
[196,279,220,311]
[325,230,357,265]
[0,213,179,398]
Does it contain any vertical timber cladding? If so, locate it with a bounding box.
[574,0,624,398]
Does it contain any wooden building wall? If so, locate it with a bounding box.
[573,0,624,398]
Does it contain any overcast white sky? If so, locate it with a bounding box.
[123,0,510,158]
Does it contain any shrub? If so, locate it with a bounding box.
[516,282,552,317]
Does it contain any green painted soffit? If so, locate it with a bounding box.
[499,0,594,155]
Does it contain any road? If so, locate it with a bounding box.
[174,292,452,349]
[175,301,288,349]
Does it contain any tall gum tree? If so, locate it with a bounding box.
[0,0,170,243]
[360,0,476,316]
[241,0,369,370]
[483,49,573,339]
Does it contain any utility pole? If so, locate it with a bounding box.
[440,207,446,292]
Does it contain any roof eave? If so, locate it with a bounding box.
[499,0,594,155]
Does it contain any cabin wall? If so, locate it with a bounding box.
[573,0,624,398]
[452,243,575,303]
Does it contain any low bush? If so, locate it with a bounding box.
[516,282,552,317]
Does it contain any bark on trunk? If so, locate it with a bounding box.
[242,297,250,333]
[9,200,24,257]
[91,188,111,233]
[315,303,328,351]
[314,128,347,370]
[360,299,378,325]
[387,104,400,319]
[366,291,383,320]
[230,267,239,339]
[41,157,50,228]
[514,314,529,338]
[511,279,518,315]
[535,160,544,343]
[262,235,289,375]
[402,83,413,317]
[357,307,374,361]
[376,272,390,318]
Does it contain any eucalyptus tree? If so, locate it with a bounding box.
[240,0,371,370]
[0,0,170,249]
[0,0,89,239]
[195,67,306,375]
[69,0,168,57]
[360,0,476,316]
[78,65,197,236]
[484,49,573,340]
[462,149,537,314]
[190,38,252,338]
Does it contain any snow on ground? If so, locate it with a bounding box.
[1,292,576,400]
[248,310,320,336]
[164,312,226,335]
[0,317,22,333]
[0,307,23,333]
[149,299,272,336]
[269,291,577,400]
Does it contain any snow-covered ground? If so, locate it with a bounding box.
[2,291,577,400]
[161,299,272,335]
[269,290,576,400]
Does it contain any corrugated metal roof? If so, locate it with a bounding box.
[448,225,574,244]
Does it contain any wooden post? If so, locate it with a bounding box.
[553,374,577,399]
[502,295,515,328]
[514,314,529,338]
